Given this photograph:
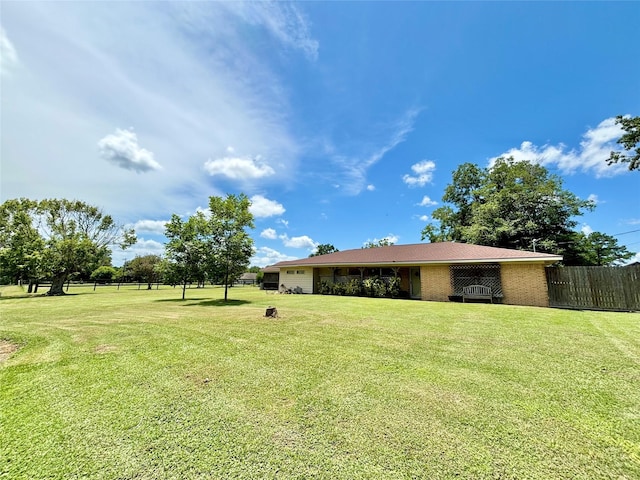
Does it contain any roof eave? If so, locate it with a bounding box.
[274,256,562,268]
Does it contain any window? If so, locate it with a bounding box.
[286,270,295,275]
[296,270,306,274]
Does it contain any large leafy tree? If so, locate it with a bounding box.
[164,212,210,300]
[164,194,254,301]
[128,254,163,289]
[422,158,594,254]
[607,115,640,171]
[564,231,635,266]
[208,194,254,302]
[0,198,44,290]
[0,198,135,295]
[309,244,339,257]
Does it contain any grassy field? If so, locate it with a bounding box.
[1,285,639,479]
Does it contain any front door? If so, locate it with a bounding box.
[410,267,421,299]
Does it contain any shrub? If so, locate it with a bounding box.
[344,278,363,296]
[318,280,332,295]
[386,276,401,298]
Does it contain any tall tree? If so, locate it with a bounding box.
[0,198,135,295]
[0,198,44,290]
[309,244,339,257]
[128,254,163,289]
[564,231,635,266]
[207,194,254,302]
[607,115,640,171]
[422,158,594,254]
[164,212,210,300]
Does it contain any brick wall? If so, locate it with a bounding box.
[420,265,451,302]
[500,262,549,307]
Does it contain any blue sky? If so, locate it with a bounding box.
[2,1,639,266]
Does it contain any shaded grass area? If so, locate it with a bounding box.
[1,285,639,479]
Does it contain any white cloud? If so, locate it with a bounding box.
[132,219,167,235]
[403,160,436,187]
[581,224,594,235]
[417,195,438,207]
[626,252,640,265]
[278,219,289,228]
[249,195,285,218]
[224,2,319,60]
[250,246,298,267]
[365,234,399,246]
[204,156,275,180]
[366,184,375,191]
[260,228,277,239]
[98,128,161,173]
[0,2,306,222]
[111,238,165,266]
[0,27,19,76]
[280,234,318,249]
[335,108,420,195]
[418,215,429,222]
[587,194,600,205]
[488,117,629,178]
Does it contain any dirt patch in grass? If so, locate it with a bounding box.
[0,340,19,362]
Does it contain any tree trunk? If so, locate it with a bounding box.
[147,282,152,290]
[27,280,34,293]
[182,278,187,300]
[224,266,229,302]
[48,275,67,295]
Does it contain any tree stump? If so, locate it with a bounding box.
[265,306,278,318]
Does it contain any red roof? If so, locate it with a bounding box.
[271,242,562,268]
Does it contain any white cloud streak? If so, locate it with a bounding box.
[335,108,420,195]
[98,129,162,173]
[489,117,629,178]
[0,27,19,76]
[222,2,319,60]
[0,1,315,222]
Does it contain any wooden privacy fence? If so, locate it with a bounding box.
[546,265,640,311]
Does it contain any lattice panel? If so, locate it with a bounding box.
[450,264,503,296]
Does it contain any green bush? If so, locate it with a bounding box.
[318,280,332,295]
[331,282,347,296]
[386,276,401,298]
[344,278,363,296]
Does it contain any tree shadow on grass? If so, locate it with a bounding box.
[154,298,251,307]
[0,292,86,301]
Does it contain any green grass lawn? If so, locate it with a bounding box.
[1,285,639,479]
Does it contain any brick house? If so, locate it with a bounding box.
[266,242,562,307]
